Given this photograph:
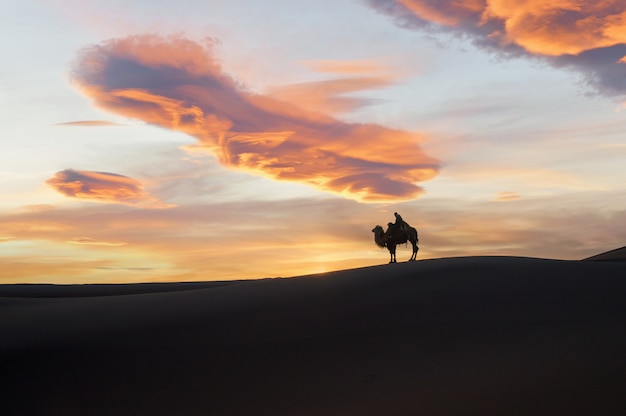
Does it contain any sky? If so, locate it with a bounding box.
[2,0,626,284]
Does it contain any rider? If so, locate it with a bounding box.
[391,212,411,235]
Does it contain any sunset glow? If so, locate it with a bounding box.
[2,0,626,283]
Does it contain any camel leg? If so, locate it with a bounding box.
[388,246,397,263]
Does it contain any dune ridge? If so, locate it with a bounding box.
[583,245,626,262]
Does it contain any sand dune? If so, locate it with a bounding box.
[0,280,249,298]
[2,255,626,415]
[583,245,626,262]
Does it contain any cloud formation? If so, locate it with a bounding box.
[269,76,393,115]
[493,191,521,202]
[367,0,626,97]
[268,59,400,114]
[3,190,626,283]
[67,237,127,246]
[55,120,122,127]
[46,169,173,208]
[70,35,439,202]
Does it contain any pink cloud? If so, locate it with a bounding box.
[70,34,439,202]
[46,169,173,209]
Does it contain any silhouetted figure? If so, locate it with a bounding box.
[390,212,411,235]
[372,215,419,263]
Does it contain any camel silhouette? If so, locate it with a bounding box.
[372,224,419,263]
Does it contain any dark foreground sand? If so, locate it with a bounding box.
[2,256,626,415]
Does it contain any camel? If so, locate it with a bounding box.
[372,224,419,263]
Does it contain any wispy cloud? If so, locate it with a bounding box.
[269,59,400,114]
[0,197,383,282]
[303,59,394,75]
[493,191,521,202]
[367,0,626,97]
[54,120,123,127]
[70,34,439,202]
[2,190,625,283]
[0,257,112,282]
[96,266,156,271]
[269,76,393,115]
[67,237,127,246]
[46,169,174,209]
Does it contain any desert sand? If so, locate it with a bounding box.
[2,253,626,415]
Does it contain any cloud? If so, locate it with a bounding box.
[67,237,127,246]
[96,266,156,271]
[54,120,123,127]
[270,59,402,114]
[493,191,521,202]
[0,196,384,282]
[303,59,394,75]
[366,0,626,97]
[0,258,112,282]
[269,76,393,114]
[3,190,626,283]
[70,34,439,202]
[46,169,174,208]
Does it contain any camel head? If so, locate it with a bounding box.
[372,225,386,248]
[372,225,383,233]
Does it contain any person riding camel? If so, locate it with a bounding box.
[391,212,411,235]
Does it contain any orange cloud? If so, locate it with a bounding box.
[0,258,112,282]
[397,0,484,26]
[71,35,439,202]
[67,237,127,246]
[0,198,386,283]
[3,191,625,283]
[482,0,626,56]
[368,0,626,96]
[390,0,626,56]
[46,169,173,208]
[269,76,394,114]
